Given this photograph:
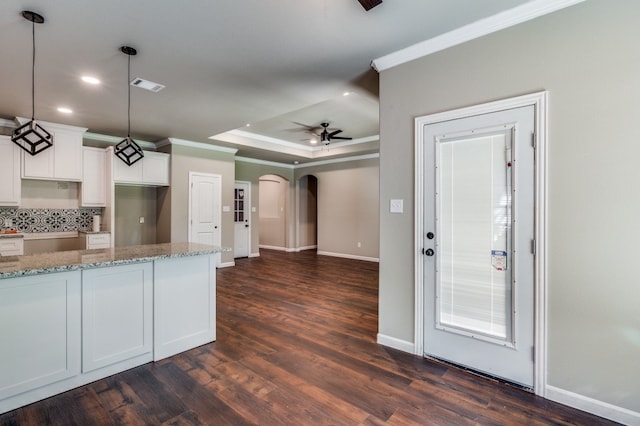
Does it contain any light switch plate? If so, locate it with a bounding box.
[390,199,403,213]
[223,205,231,212]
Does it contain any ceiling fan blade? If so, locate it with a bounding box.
[329,129,343,137]
[331,136,352,140]
[357,0,382,11]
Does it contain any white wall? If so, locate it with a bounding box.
[378,0,640,419]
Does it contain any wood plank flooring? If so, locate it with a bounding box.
[1,249,619,425]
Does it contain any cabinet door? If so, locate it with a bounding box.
[0,272,81,400]
[142,152,170,185]
[0,137,21,206]
[22,125,84,181]
[154,254,216,361]
[113,152,143,184]
[81,147,106,207]
[82,263,153,373]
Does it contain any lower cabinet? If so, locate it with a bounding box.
[82,263,153,373]
[153,254,216,361]
[0,272,81,412]
[0,253,216,415]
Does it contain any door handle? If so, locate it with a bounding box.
[214,225,218,229]
[245,224,249,228]
[425,248,434,256]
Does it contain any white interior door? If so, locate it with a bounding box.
[234,181,250,258]
[423,106,535,388]
[189,173,221,264]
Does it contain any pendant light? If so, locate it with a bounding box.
[114,46,144,166]
[11,11,54,156]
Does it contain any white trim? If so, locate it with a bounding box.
[216,261,235,268]
[84,132,156,150]
[294,153,380,169]
[546,385,640,425]
[371,0,586,72]
[316,251,379,263]
[236,156,295,169]
[235,153,380,170]
[22,232,78,240]
[295,245,318,252]
[15,117,87,133]
[157,138,238,154]
[414,91,548,396]
[376,334,415,354]
[0,118,15,127]
[258,244,287,251]
[225,130,378,153]
[248,252,261,258]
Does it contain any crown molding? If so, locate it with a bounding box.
[371,0,586,72]
[84,132,156,149]
[235,156,295,169]
[224,129,379,153]
[235,152,379,170]
[157,137,238,154]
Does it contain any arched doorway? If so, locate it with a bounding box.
[297,175,318,251]
[258,174,289,250]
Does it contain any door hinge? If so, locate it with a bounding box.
[531,131,536,149]
[531,239,536,256]
[532,346,535,362]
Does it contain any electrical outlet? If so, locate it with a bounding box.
[390,199,404,213]
[357,242,361,248]
[139,216,145,224]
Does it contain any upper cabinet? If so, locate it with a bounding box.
[21,120,87,182]
[113,150,170,186]
[81,147,107,207]
[0,136,21,206]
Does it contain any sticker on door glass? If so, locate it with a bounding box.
[491,250,507,271]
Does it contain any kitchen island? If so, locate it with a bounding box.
[0,243,228,414]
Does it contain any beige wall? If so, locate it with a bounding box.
[258,174,288,248]
[157,144,236,265]
[114,185,157,246]
[235,161,294,254]
[294,157,379,259]
[378,0,640,414]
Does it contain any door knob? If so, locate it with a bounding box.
[214,225,218,229]
[427,232,435,240]
[245,224,249,228]
[425,248,434,256]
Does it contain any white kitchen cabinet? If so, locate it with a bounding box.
[113,150,169,186]
[21,121,87,182]
[0,237,24,256]
[83,232,111,249]
[153,254,216,361]
[0,271,81,403]
[81,263,153,373]
[0,136,21,206]
[81,147,107,207]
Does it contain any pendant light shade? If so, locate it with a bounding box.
[12,11,54,156]
[114,46,144,166]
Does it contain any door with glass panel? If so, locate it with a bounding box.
[423,106,535,387]
[234,181,250,258]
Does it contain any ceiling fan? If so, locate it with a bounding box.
[317,122,352,145]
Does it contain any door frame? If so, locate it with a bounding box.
[188,172,222,265]
[234,180,251,258]
[414,91,548,396]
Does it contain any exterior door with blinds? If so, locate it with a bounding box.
[423,105,535,388]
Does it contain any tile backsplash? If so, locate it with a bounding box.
[0,208,103,233]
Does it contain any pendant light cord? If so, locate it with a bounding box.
[127,53,131,138]
[31,18,36,120]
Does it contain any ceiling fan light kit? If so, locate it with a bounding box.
[115,45,145,166]
[12,10,54,156]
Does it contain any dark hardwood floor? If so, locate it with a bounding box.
[1,249,618,425]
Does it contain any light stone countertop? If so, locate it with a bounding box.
[0,242,230,279]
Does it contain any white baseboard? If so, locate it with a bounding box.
[377,333,415,354]
[259,245,286,251]
[546,385,640,425]
[317,251,379,263]
[285,247,297,253]
[217,261,235,268]
[295,245,318,252]
[248,252,260,258]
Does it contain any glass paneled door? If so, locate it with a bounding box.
[423,106,535,388]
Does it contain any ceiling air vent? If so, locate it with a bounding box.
[130,77,165,93]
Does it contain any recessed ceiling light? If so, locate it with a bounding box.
[57,107,73,114]
[81,76,100,85]
[245,123,251,127]
[343,91,351,96]
[293,160,299,165]
[310,138,318,145]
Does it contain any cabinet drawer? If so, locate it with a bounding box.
[0,239,24,256]
[86,234,110,250]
